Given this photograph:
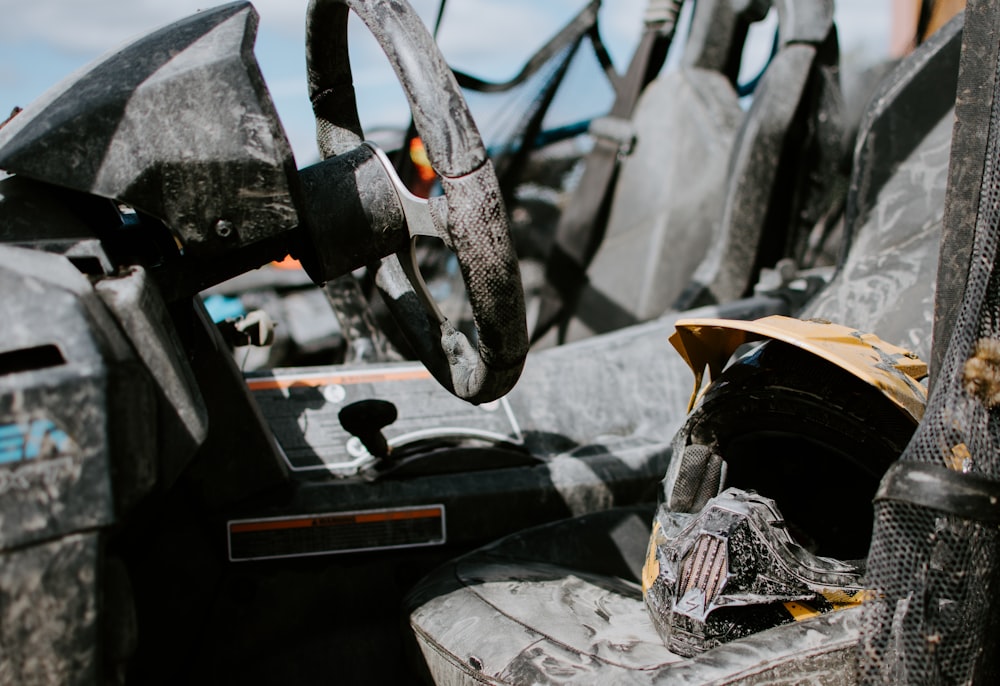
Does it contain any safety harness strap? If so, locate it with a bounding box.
[531,0,683,344]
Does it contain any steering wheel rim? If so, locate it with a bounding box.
[306,0,528,404]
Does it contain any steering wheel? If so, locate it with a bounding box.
[305,0,528,405]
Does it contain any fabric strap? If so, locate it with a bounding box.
[531,0,684,344]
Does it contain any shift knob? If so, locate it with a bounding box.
[338,399,398,459]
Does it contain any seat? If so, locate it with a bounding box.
[408,506,864,684]
[546,0,844,344]
[405,13,963,684]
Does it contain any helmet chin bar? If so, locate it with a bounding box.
[642,487,867,658]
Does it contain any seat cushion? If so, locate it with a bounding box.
[407,506,678,683]
[406,507,863,685]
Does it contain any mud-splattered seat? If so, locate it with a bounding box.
[404,13,963,685]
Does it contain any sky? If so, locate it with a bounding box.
[0,0,893,167]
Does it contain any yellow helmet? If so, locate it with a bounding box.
[643,316,928,657]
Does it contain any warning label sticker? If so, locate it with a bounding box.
[228,504,446,561]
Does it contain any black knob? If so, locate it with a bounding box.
[338,399,398,459]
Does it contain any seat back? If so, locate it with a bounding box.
[803,15,963,361]
[558,0,842,343]
[674,0,842,310]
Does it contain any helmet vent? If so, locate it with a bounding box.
[679,534,728,605]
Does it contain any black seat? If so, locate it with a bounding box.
[405,13,963,684]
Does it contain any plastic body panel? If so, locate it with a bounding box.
[0,3,299,259]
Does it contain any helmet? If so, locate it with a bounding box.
[642,316,928,657]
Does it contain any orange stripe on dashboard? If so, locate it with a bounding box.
[354,508,442,524]
[230,508,441,534]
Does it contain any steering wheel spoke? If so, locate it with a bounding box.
[364,142,444,240]
[305,0,528,403]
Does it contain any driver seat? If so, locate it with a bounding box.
[405,12,963,684]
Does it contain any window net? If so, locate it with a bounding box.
[859,1,1000,682]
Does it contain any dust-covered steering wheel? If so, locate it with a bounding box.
[304,0,528,405]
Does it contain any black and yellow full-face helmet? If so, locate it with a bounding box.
[643,316,928,657]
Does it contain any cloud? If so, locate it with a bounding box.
[0,0,309,54]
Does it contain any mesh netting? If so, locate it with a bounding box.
[859,2,1000,681]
